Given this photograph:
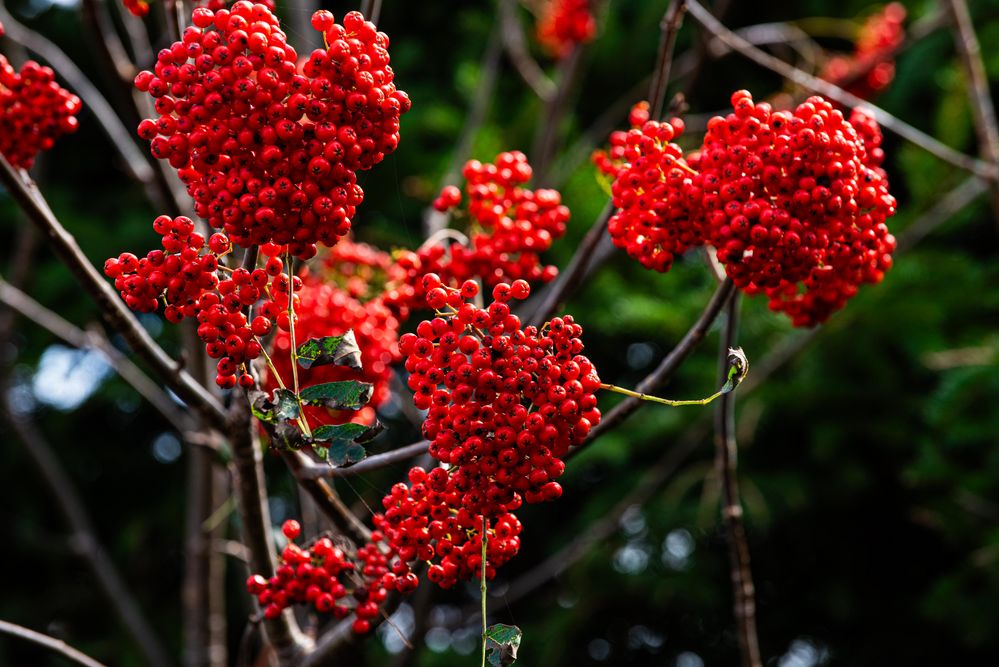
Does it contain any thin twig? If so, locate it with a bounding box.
[896,175,987,253]
[649,0,687,120]
[0,277,192,432]
[527,201,612,326]
[0,620,110,667]
[942,0,999,233]
[228,402,309,665]
[574,277,736,453]
[685,0,998,182]
[360,0,382,24]
[0,5,157,190]
[498,0,556,101]
[1,405,173,667]
[282,450,373,544]
[0,157,230,432]
[713,295,761,667]
[531,44,585,184]
[424,21,503,236]
[295,440,430,480]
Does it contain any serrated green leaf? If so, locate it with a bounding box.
[312,422,384,465]
[299,381,373,411]
[485,623,521,666]
[296,331,362,371]
[721,346,749,394]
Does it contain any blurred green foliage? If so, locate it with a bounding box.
[1,0,998,665]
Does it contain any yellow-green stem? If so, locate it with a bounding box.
[599,382,724,407]
[284,252,311,439]
[480,515,488,667]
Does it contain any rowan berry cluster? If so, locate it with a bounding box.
[536,0,597,59]
[106,224,301,388]
[133,3,410,259]
[371,277,600,588]
[0,45,81,169]
[388,152,568,313]
[601,91,896,326]
[120,0,275,18]
[246,519,395,634]
[820,3,906,100]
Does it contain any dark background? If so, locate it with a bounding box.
[1,0,998,665]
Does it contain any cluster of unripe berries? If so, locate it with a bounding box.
[388,152,568,314]
[134,3,410,259]
[536,0,597,59]
[820,3,906,100]
[597,91,897,326]
[105,222,300,388]
[0,23,81,170]
[246,519,397,634]
[268,243,402,426]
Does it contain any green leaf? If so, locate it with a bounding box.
[299,381,373,411]
[249,389,301,424]
[485,624,521,666]
[312,422,384,466]
[296,331,362,371]
[721,346,749,394]
[326,440,367,466]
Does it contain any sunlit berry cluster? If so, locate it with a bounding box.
[0,44,81,170]
[388,152,568,313]
[133,4,410,259]
[106,224,301,388]
[536,0,597,59]
[246,520,397,635]
[601,91,896,326]
[820,3,906,100]
[372,278,600,588]
[120,0,275,18]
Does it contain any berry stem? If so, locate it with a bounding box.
[284,252,311,438]
[599,382,724,407]
[480,515,488,667]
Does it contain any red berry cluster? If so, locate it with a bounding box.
[370,278,600,588]
[120,0,275,19]
[246,520,397,634]
[106,225,301,388]
[601,91,896,326]
[820,3,906,100]
[133,3,410,259]
[268,271,401,427]
[0,50,81,169]
[388,152,568,313]
[104,215,224,315]
[536,0,597,59]
[374,469,523,589]
[603,107,703,273]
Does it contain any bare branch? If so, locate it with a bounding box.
[713,295,761,667]
[282,450,373,544]
[896,175,987,253]
[649,0,687,120]
[360,0,383,24]
[0,276,192,432]
[0,620,110,667]
[498,0,556,101]
[530,45,585,184]
[527,201,612,327]
[685,0,998,182]
[295,440,431,480]
[228,401,309,665]
[0,157,230,432]
[1,405,172,667]
[943,0,999,232]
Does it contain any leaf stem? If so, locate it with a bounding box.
[284,252,311,439]
[480,515,488,667]
[599,382,724,407]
